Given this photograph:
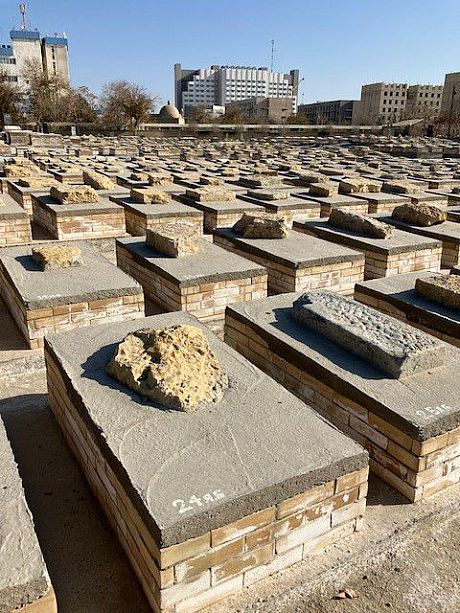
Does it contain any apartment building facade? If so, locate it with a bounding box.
[355,82,408,125]
[298,99,357,125]
[0,29,69,89]
[406,84,443,119]
[174,63,299,115]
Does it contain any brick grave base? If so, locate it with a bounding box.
[32,197,126,240]
[213,234,364,295]
[0,195,32,247]
[124,206,204,236]
[294,224,442,280]
[1,287,144,351]
[354,282,460,348]
[116,240,267,327]
[45,346,367,612]
[225,305,460,503]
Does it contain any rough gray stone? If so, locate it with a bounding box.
[339,177,381,194]
[233,213,288,238]
[415,274,460,310]
[328,209,393,238]
[292,290,449,378]
[392,203,446,227]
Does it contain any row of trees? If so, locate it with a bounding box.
[0,60,157,133]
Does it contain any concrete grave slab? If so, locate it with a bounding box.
[213,227,364,295]
[295,218,442,279]
[31,192,126,240]
[296,193,368,218]
[112,194,203,236]
[0,417,57,613]
[237,192,320,225]
[0,241,144,349]
[225,292,460,502]
[0,193,32,247]
[116,236,267,329]
[380,215,460,269]
[355,271,460,347]
[45,311,367,611]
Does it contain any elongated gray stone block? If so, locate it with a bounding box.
[292,290,449,378]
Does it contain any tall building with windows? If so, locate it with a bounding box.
[0,8,69,89]
[174,63,299,115]
[406,84,443,119]
[355,82,408,125]
[298,99,358,125]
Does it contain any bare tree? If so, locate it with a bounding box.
[22,59,69,129]
[0,68,22,127]
[100,81,157,133]
[61,86,98,124]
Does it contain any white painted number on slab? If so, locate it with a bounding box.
[416,404,453,420]
[172,490,225,515]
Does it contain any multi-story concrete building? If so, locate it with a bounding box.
[405,84,443,119]
[355,82,408,125]
[225,96,295,123]
[440,72,460,117]
[0,24,69,89]
[298,99,358,125]
[174,63,299,115]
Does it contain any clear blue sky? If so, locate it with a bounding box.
[1,0,459,107]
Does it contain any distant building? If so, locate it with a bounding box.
[0,8,69,89]
[149,102,185,125]
[174,63,299,116]
[355,82,408,125]
[405,84,443,119]
[225,96,295,123]
[440,72,460,117]
[298,100,357,125]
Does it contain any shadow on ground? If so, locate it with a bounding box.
[0,388,150,613]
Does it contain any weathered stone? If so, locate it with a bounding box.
[32,245,83,270]
[83,170,116,191]
[201,176,224,186]
[391,203,446,227]
[309,182,339,197]
[233,213,288,239]
[50,185,99,204]
[186,187,236,202]
[328,209,393,238]
[4,164,37,177]
[145,222,200,257]
[130,187,171,204]
[106,324,228,412]
[292,290,449,378]
[17,177,59,189]
[339,177,381,194]
[130,171,149,182]
[296,171,329,184]
[148,172,173,186]
[415,274,460,310]
[247,188,290,201]
[382,179,424,194]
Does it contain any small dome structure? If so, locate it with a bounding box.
[159,101,181,120]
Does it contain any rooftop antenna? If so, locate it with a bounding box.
[19,3,26,30]
[270,39,275,72]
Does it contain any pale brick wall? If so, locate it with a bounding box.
[213,234,364,295]
[116,243,267,328]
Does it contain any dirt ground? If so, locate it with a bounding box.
[2,371,460,613]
